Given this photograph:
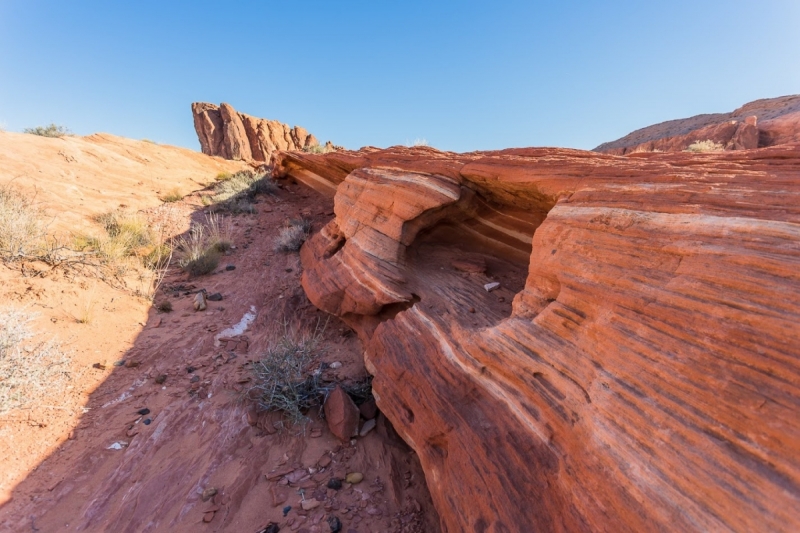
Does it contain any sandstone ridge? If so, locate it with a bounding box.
[192,102,322,162]
[595,94,800,154]
[274,144,800,532]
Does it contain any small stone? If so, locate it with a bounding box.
[270,485,289,507]
[194,291,207,311]
[207,292,223,301]
[113,360,126,366]
[359,419,376,437]
[260,523,281,533]
[301,499,321,511]
[92,363,106,370]
[124,360,140,368]
[285,268,293,273]
[498,296,505,302]
[191,375,200,383]
[327,516,342,533]
[143,418,151,425]
[155,374,167,384]
[318,455,331,468]
[326,478,343,490]
[226,265,236,271]
[345,472,363,484]
[283,505,292,517]
[323,386,360,442]
[186,366,196,373]
[484,282,500,292]
[358,399,377,420]
[203,511,215,523]
[310,428,322,438]
[137,408,150,416]
[329,362,342,369]
[201,487,217,502]
[469,307,476,313]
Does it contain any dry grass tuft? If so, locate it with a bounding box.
[209,170,277,213]
[175,213,232,277]
[160,188,183,203]
[23,124,73,138]
[0,308,74,415]
[0,184,46,261]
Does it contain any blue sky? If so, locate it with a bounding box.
[1,1,798,152]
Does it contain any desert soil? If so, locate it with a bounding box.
[0,133,438,532]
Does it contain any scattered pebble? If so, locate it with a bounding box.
[194,291,207,311]
[186,366,196,373]
[155,374,167,384]
[201,487,217,502]
[207,292,223,301]
[359,419,376,437]
[329,362,342,369]
[345,472,363,484]
[484,282,501,292]
[202,511,215,523]
[113,360,126,366]
[259,523,280,533]
[469,307,476,313]
[143,418,152,425]
[107,442,127,450]
[190,375,200,383]
[92,363,106,370]
[285,268,293,273]
[225,265,236,271]
[124,360,140,368]
[326,478,343,490]
[328,516,342,532]
[282,505,292,517]
[301,499,320,511]
[137,408,150,416]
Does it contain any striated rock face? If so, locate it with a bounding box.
[596,94,800,154]
[273,144,800,532]
[191,102,320,162]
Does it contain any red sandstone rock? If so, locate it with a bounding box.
[595,94,800,154]
[324,386,359,441]
[275,143,800,532]
[191,102,325,162]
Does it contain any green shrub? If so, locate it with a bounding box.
[23,124,72,138]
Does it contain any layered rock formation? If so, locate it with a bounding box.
[192,102,320,162]
[596,94,800,154]
[274,144,800,531]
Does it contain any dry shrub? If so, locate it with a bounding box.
[0,308,74,415]
[248,320,326,426]
[275,218,311,252]
[160,188,183,203]
[0,184,45,261]
[175,213,232,277]
[23,124,72,138]
[686,140,724,153]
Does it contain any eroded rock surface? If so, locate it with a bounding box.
[192,102,320,161]
[274,144,800,532]
[596,94,800,154]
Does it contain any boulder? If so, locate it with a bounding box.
[323,386,359,441]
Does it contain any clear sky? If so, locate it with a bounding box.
[1,1,798,152]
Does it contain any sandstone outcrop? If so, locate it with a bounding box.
[274,144,800,532]
[596,94,800,154]
[192,102,321,162]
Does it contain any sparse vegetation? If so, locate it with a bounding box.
[248,320,326,426]
[160,188,183,203]
[275,218,311,252]
[0,184,46,261]
[411,138,428,147]
[156,300,173,313]
[175,213,232,277]
[0,307,74,415]
[686,140,725,153]
[215,171,232,181]
[23,124,72,138]
[208,170,277,213]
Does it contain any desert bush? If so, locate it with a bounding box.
[275,218,311,253]
[0,308,74,415]
[249,321,326,426]
[210,170,277,213]
[205,212,233,253]
[0,184,45,261]
[215,171,232,181]
[23,124,72,138]
[686,140,724,153]
[156,300,173,313]
[160,188,183,203]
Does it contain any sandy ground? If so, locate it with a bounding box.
[0,133,438,532]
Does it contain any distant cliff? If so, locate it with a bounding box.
[595,94,800,154]
[191,102,323,162]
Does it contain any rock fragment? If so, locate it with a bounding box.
[194,291,207,311]
[484,282,500,292]
[323,386,359,442]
